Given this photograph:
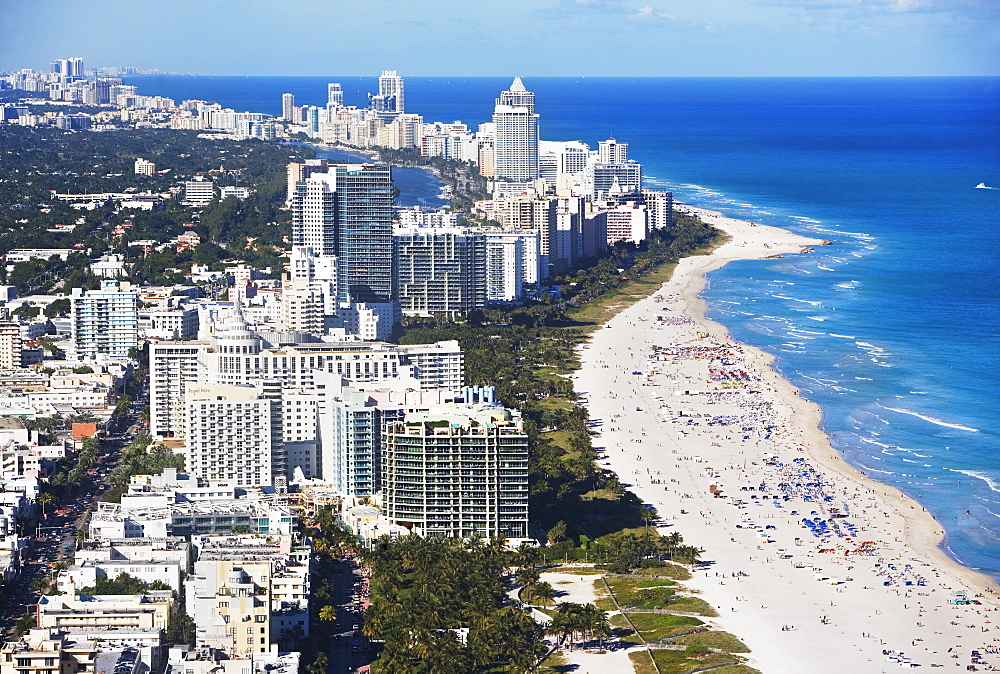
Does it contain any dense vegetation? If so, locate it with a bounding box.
[0,126,313,290]
[362,536,544,673]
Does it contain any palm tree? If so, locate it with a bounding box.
[515,565,540,589]
[525,580,556,607]
[37,492,57,518]
[304,651,327,674]
[673,545,701,566]
[317,605,336,622]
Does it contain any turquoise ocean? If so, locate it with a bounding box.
[126,75,1000,579]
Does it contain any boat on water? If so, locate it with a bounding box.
[975,182,988,189]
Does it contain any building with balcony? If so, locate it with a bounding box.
[70,281,139,360]
[382,406,529,539]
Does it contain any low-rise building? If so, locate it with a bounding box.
[88,499,296,539]
[0,629,99,674]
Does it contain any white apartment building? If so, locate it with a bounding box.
[376,113,422,149]
[37,592,173,632]
[134,158,156,175]
[61,537,189,595]
[184,178,215,206]
[70,280,139,360]
[185,384,273,488]
[605,202,649,245]
[483,234,523,302]
[88,500,296,540]
[538,140,589,185]
[149,307,463,440]
[492,78,538,181]
[393,225,487,317]
[139,305,198,340]
[396,206,459,228]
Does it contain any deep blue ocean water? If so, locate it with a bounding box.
[126,75,1000,579]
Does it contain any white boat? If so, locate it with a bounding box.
[976,182,988,189]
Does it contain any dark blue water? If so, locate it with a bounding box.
[126,75,1000,578]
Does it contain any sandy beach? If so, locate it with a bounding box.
[572,206,1000,672]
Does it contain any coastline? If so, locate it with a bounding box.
[573,206,998,672]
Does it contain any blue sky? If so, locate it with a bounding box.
[1,0,997,76]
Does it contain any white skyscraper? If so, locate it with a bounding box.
[492,77,539,182]
[599,137,629,164]
[281,92,295,122]
[327,83,344,108]
[370,70,404,121]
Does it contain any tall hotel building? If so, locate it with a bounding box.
[382,407,529,539]
[492,77,539,181]
[370,70,404,121]
[327,82,344,108]
[281,92,295,121]
[291,164,395,303]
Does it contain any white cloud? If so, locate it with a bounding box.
[753,0,998,13]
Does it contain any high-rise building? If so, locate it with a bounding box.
[0,323,22,369]
[281,246,338,334]
[382,406,529,538]
[605,202,648,245]
[327,83,343,108]
[70,280,139,359]
[149,307,463,445]
[394,226,487,317]
[376,113,423,149]
[291,164,395,303]
[316,379,389,497]
[640,188,674,230]
[306,106,320,136]
[587,161,643,200]
[483,234,524,302]
[587,137,643,199]
[185,384,274,488]
[285,158,328,202]
[492,77,539,182]
[370,70,404,121]
[281,93,295,122]
[599,137,629,164]
[68,57,84,78]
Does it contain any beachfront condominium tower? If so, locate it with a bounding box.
[291,164,395,303]
[492,77,539,182]
[382,406,530,538]
[282,92,295,121]
[370,70,404,121]
[394,225,488,317]
[327,82,344,108]
[599,137,629,164]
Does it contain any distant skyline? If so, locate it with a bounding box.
[1,0,998,77]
